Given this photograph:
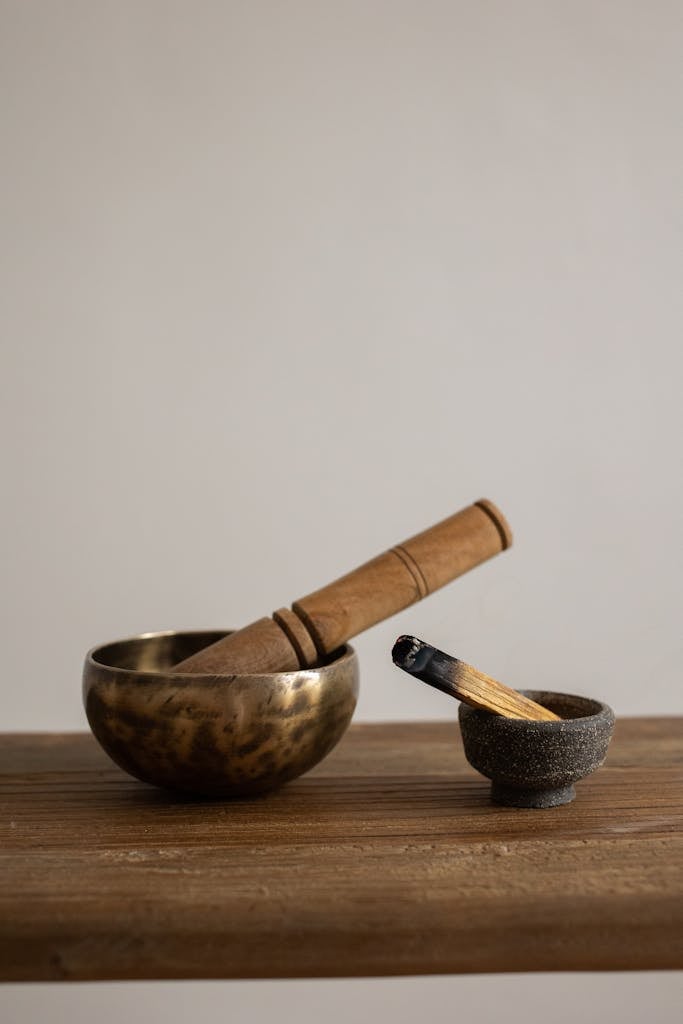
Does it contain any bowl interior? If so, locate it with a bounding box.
[517,690,607,722]
[91,631,228,672]
[91,631,349,676]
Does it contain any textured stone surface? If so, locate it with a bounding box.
[459,690,615,807]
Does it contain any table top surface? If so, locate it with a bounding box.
[1,718,682,981]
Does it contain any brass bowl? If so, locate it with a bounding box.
[83,630,359,796]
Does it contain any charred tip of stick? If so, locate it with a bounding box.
[392,635,433,673]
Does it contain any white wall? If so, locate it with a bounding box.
[1,1,681,1020]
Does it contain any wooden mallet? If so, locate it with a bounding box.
[174,499,513,675]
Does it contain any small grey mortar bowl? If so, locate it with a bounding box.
[458,690,615,808]
[83,630,359,797]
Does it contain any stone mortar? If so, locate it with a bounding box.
[458,690,615,808]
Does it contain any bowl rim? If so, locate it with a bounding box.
[458,689,615,728]
[85,628,357,681]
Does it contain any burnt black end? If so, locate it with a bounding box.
[392,635,434,674]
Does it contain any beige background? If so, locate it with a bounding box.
[1,1,681,1020]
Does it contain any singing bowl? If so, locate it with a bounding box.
[459,690,615,808]
[83,630,359,796]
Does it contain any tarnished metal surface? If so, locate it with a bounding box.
[83,631,358,796]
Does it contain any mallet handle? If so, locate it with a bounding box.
[174,499,512,675]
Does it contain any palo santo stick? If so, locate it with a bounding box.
[392,635,560,721]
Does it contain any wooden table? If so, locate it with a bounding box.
[1,719,682,981]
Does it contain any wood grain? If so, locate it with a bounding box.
[0,719,682,981]
[392,636,560,720]
[447,660,560,720]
